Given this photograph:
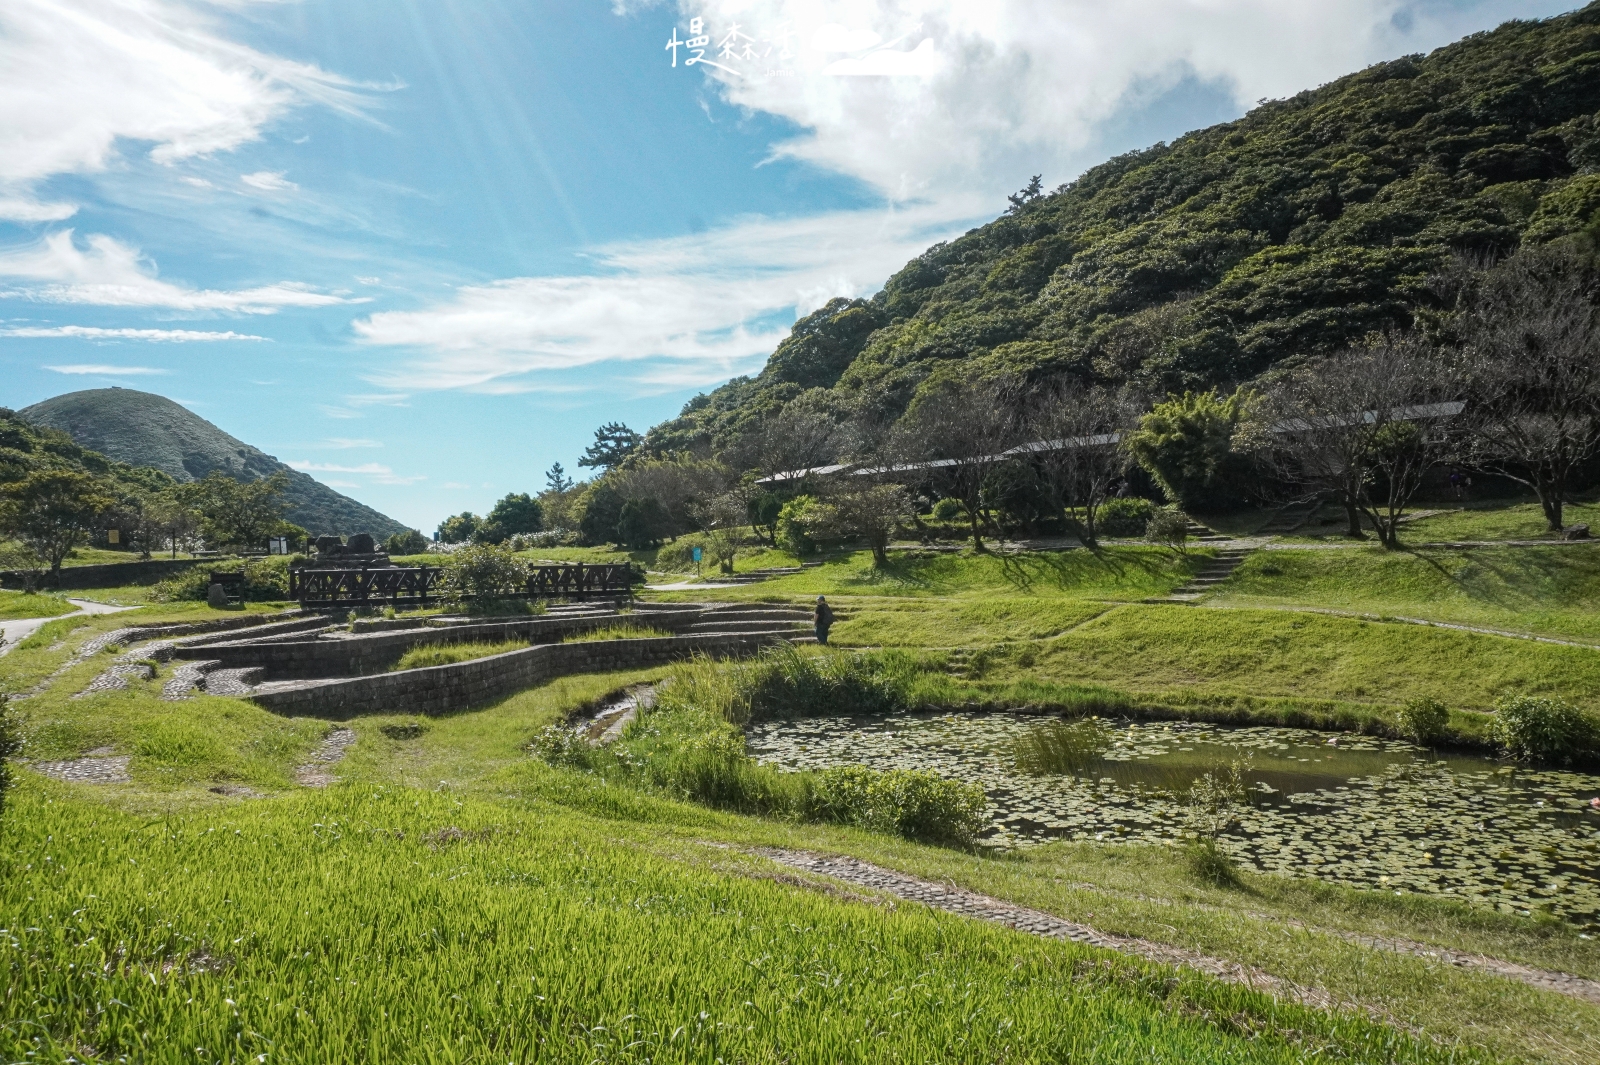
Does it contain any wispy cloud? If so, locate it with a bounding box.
[0,0,378,221]
[241,170,298,193]
[0,231,364,313]
[44,363,168,375]
[5,325,266,341]
[288,459,424,485]
[353,201,976,393]
[319,437,383,449]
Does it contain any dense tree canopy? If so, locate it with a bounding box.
[640,3,1600,467]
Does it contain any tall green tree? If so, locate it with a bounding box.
[0,469,115,581]
[436,512,479,544]
[578,422,642,470]
[544,462,574,493]
[181,472,289,551]
[477,492,543,543]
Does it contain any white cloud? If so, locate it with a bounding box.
[353,200,976,392]
[670,0,1536,202]
[6,325,265,340]
[288,459,424,485]
[320,437,383,449]
[240,170,297,192]
[0,230,363,312]
[44,362,167,374]
[0,0,372,216]
[359,0,1550,397]
[0,196,77,222]
[180,176,214,189]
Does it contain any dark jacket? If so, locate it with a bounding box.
[813,602,834,627]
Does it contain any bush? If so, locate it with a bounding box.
[1398,697,1450,745]
[1125,389,1256,512]
[149,558,290,602]
[931,497,963,521]
[1492,695,1596,764]
[776,496,824,555]
[441,543,530,602]
[1185,839,1241,888]
[811,765,987,845]
[1096,497,1155,537]
[1145,505,1189,552]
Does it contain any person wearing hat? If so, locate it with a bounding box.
[813,595,834,646]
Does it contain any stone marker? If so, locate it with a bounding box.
[207,581,231,609]
[1565,523,1590,541]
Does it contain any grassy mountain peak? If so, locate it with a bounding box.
[18,388,407,539]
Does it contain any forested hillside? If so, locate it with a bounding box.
[643,2,1600,459]
[0,408,174,498]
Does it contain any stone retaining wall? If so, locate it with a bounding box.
[1,557,202,591]
[247,632,774,719]
[174,608,705,678]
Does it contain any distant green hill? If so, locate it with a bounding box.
[643,2,1600,457]
[18,388,407,539]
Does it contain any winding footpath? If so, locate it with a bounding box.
[753,847,1600,1009]
[0,598,137,657]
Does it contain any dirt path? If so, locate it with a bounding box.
[296,728,356,787]
[754,847,1600,1007]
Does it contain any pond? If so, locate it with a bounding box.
[746,713,1600,929]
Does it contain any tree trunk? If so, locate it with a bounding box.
[1343,499,1365,539]
[1538,490,1564,532]
[968,504,986,552]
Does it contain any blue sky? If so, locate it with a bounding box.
[0,0,1581,533]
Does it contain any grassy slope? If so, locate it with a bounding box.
[1210,545,1600,643]
[0,591,76,621]
[3,612,1594,1062]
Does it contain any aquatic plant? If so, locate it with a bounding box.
[1013,718,1112,776]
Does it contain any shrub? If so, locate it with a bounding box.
[776,496,824,555]
[149,558,290,602]
[1185,839,1241,888]
[811,766,987,845]
[1492,695,1596,764]
[1145,505,1189,552]
[1124,389,1256,512]
[1398,697,1450,745]
[1096,497,1155,537]
[442,542,530,602]
[656,534,711,571]
[931,497,963,522]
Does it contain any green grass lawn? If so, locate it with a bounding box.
[660,546,1202,602]
[8,543,1600,1062]
[5,613,1595,1063]
[1024,603,1600,714]
[0,590,78,620]
[1210,545,1600,643]
[1404,498,1600,543]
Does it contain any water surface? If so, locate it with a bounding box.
[747,713,1600,928]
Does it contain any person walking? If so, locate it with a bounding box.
[813,595,834,646]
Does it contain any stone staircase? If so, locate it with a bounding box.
[1184,519,1232,543]
[1154,545,1254,603]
